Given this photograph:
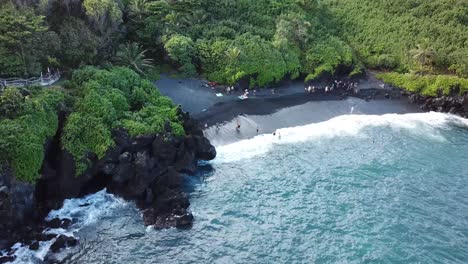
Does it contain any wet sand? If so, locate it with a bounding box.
[202,98,420,146]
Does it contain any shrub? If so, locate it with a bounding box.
[0,88,24,119]
[0,88,64,182]
[377,73,468,96]
[62,67,184,175]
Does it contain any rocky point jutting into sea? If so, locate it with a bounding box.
[0,108,216,263]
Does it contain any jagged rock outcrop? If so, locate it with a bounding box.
[406,91,468,118]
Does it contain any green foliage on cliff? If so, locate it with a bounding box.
[62,66,183,175]
[377,73,468,97]
[0,88,65,182]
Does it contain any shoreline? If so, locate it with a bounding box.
[201,97,421,147]
[155,72,423,146]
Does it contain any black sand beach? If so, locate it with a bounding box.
[155,72,421,146]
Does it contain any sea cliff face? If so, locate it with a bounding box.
[0,110,216,260]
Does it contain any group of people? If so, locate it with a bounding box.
[305,80,360,94]
[226,86,235,94]
[333,80,359,93]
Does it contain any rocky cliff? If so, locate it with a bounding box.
[0,109,216,260]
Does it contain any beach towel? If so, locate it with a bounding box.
[216,93,223,97]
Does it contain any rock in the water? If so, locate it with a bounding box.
[29,241,39,251]
[0,255,15,263]
[50,235,77,253]
[35,233,56,242]
[175,212,194,228]
[60,218,72,229]
[46,218,62,229]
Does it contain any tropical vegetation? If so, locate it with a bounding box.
[62,66,183,174]
[1,0,466,90]
[1,0,468,182]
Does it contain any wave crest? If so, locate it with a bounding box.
[214,112,468,163]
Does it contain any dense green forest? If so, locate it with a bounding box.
[1,0,467,88]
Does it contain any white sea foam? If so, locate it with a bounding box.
[214,112,468,163]
[11,189,128,264]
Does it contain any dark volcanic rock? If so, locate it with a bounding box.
[175,150,197,175]
[46,218,62,229]
[0,166,36,243]
[0,240,10,252]
[152,138,177,164]
[158,167,183,189]
[50,235,77,253]
[29,241,39,251]
[0,256,15,263]
[194,136,217,161]
[397,88,468,118]
[60,218,72,229]
[112,152,134,184]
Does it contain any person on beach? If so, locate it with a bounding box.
[325,86,329,93]
[256,127,259,135]
[236,119,241,132]
[278,132,281,140]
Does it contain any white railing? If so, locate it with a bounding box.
[0,71,61,88]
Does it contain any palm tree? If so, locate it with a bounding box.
[181,10,209,27]
[128,0,148,22]
[410,40,437,67]
[113,42,154,75]
[225,47,241,65]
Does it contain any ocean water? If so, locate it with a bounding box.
[11,112,468,263]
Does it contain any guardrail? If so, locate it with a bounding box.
[0,71,61,88]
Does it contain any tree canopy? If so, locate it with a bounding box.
[0,0,466,88]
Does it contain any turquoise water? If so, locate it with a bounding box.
[14,112,468,263]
